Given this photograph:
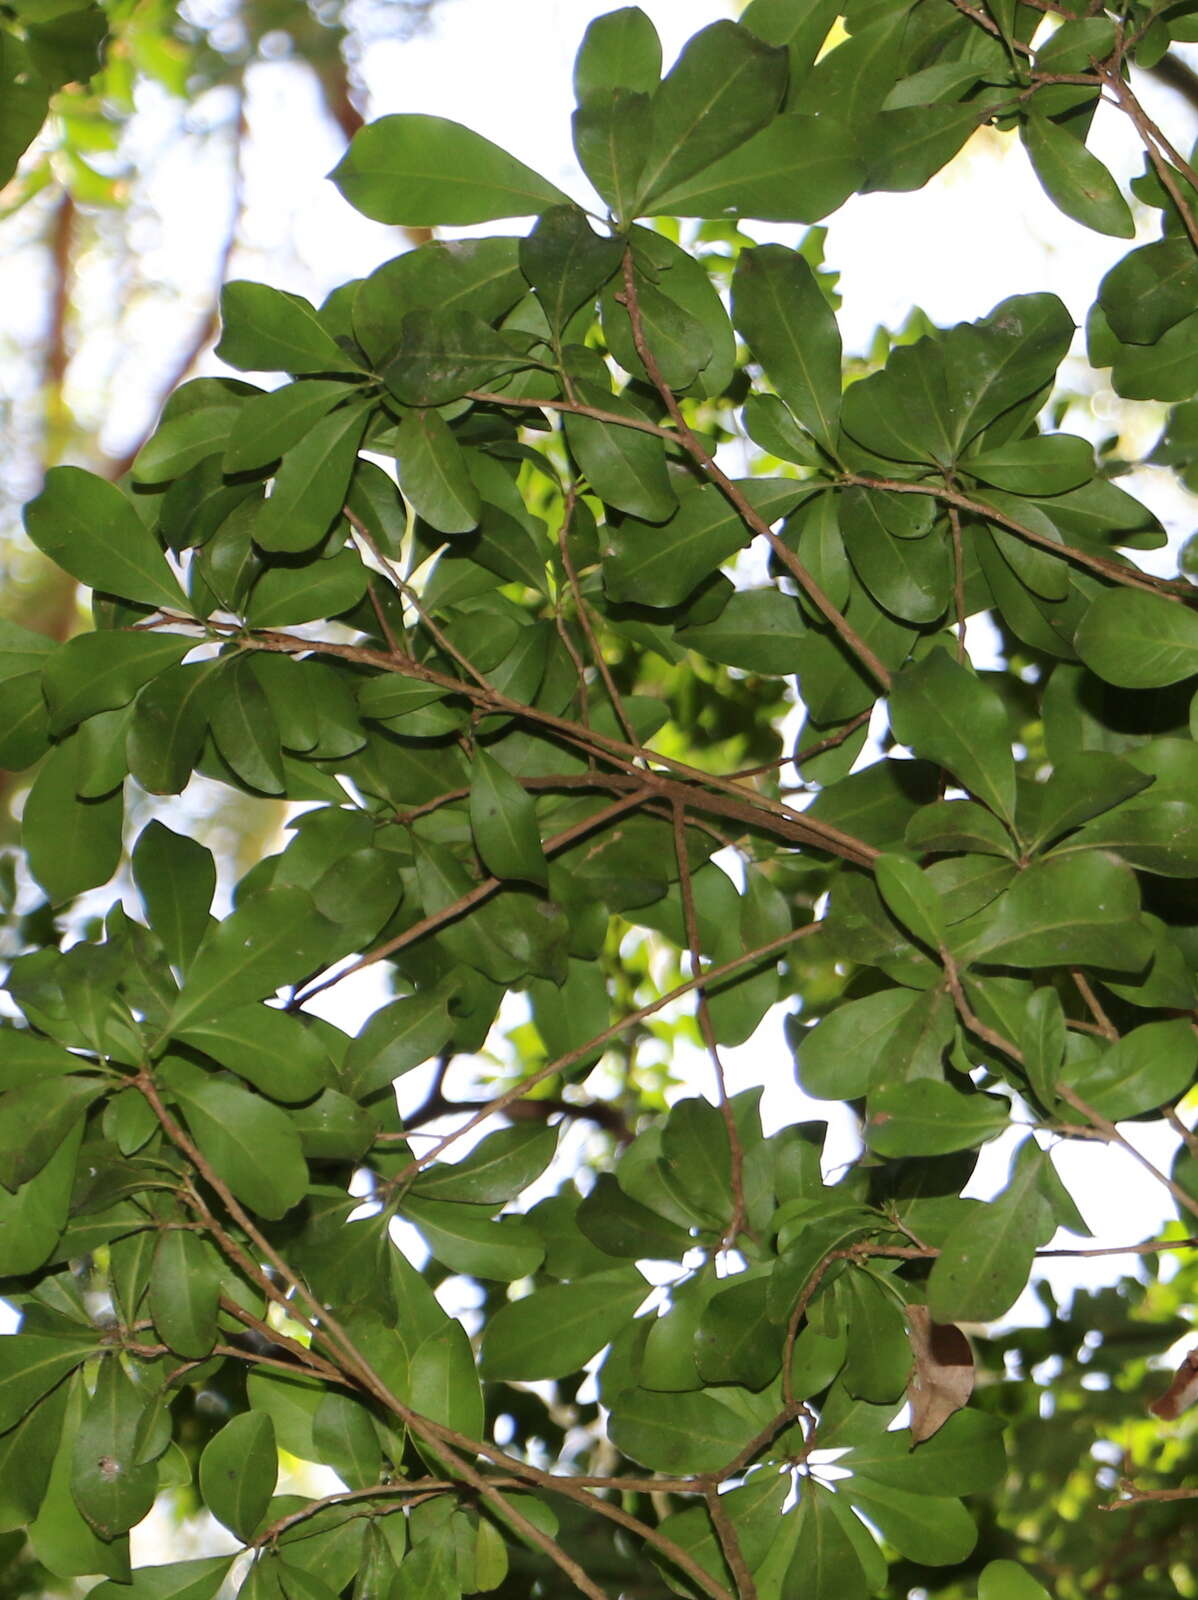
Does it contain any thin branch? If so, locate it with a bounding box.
[557,484,639,749]
[948,502,968,662]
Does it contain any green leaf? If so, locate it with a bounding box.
[874,852,946,948]
[42,630,192,734]
[609,1385,756,1474]
[89,1557,235,1600]
[24,467,189,612]
[978,1560,1053,1600]
[0,1075,105,1191]
[562,382,677,522]
[906,799,1014,858]
[28,1373,131,1582]
[694,1273,779,1389]
[246,549,370,630]
[602,478,803,605]
[968,432,1093,496]
[520,205,622,335]
[845,1476,977,1565]
[1075,587,1198,689]
[254,400,371,553]
[635,21,788,210]
[928,1153,1050,1322]
[216,283,359,375]
[132,821,216,973]
[149,1226,221,1358]
[126,659,219,795]
[732,244,841,453]
[383,309,530,408]
[675,585,807,674]
[411,1123,556,1205]
[889,650,1015,822]
[70,1356,158,1539]
[408,1321,484,1439]
[312,1394,380,1492]
[572,89,652,222]
[341,991,454,1101]
[23,736,123,902]
[331,114,570,226]
[163,1060,309,1219]
[942,293,1074,453]
[1068,797,1198,877]
[950,851,1151,971]
[866,1081,1009,1157]
[174,1003,330,1103]
[1024,113,1134,238]
[388,409,481,533]
[199,1413,277,1541]
[1062,1018,1198,1122]
[645,111,863,222]
[1098,237,1198,346]
[223,380,354,473]
[0,1335,94,1434]
[168,886,338,1030]
[476,1267,646,1382]
[840,488,951,623]
[469,746,548,886]
[795,988,927,1101]
[1111,308,1198,401]
[208,655,287,793]
[576,1172,694,1259]
[574,6,661,98]
[399,1196,544,1280]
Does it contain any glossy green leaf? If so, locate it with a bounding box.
[840,488,950,623]
[675,585,806,674]
[1024,113,1134,238]
[520,205,622,334]
[42,631,192,735]
[950,851,1151,971]
[70,1357,158,1539]
[795,988,927,1101]
[246,550,369,630]
[384,309,530,408]
[635,21,787,209]
[469,746,547,886]
[480,1269,646,1381]
[385,409,480,534]
[562,382,677,522]
[1075,587,1198,689]
[874,852,945,948]
[174,1003,330,1103]
[732,244,841,453]
[607,1385,755,1474]
[216,283,358,375]
[199,1413,277,1540]
[164,1060,309,1218]
[411,1123,556,1205]
[149,1226,221,1359]
[331,114,571,226]
[1063,1018,1198,1122]
[23,736,123,902]
[24,468,189,613]
[978,1560,1053,1600]
[0,1074,105,1191]
[0,1335,95,1434]
[889,649,1015,822]
[602,478,803,605]
[341,991,455,1101]
[254,400,371,553]
[90,1557,235,1600]
[574,6,661,99]
[207,655,286,792]
[867,1081,1009,1157]
[126,660,219,795]
[311,1394,381,1492]
[571,89,652,222]
[399,1196,544,1280]
[223,380,354,473]
[967,432,1093,496]
[168,886,338,1030]
[645,111,863,222]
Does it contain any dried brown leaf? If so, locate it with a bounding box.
[906,1302,974,1443]
[1150,1349,1198,1420]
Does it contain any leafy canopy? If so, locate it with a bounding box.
[5,4,1198,1599]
